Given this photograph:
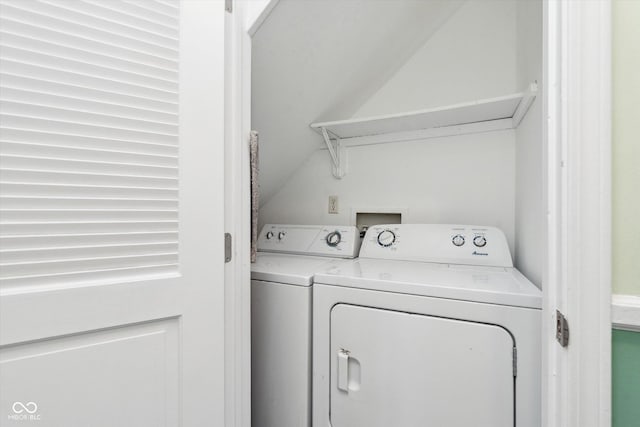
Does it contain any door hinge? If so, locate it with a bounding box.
[512,347,517,377]
[224,233,232,263]
[556,310,569,347]
[225,0,232,13]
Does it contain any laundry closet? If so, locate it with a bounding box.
[250,0,544,426]
[253,0,543,286]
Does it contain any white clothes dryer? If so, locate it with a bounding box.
[251,224,360,427]
[312,224,541,427]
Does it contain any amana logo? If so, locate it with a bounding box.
[472,251,489,256]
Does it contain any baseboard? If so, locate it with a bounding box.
[612,294,640,332]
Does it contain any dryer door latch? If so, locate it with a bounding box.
[337,349,350,392]
[556,310,569,347]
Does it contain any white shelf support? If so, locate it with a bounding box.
[321,127,346,179]
[512,82,539,127]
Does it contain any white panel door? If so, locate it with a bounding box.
[330,304,515,427]
[0,1,226,426]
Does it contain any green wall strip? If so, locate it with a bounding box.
[612,329,640,427]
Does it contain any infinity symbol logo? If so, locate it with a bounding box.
[12,401,38,414]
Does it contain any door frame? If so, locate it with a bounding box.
[224,2,254,427]
[543,0,612,426]
[231,0,614,426]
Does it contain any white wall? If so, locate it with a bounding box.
[260,0,521,252]
[354,0,517,117]
[260,130,517,251]
[245,0,274,31]
[252,0,464,204]
[514,0,543,286]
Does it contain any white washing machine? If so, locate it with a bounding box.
[312,224,542,427]
[251,224,361,427]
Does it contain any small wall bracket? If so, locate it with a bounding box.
[320,127,346,179]
[512,81,538,127]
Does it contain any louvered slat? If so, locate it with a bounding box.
[0,88,178,123]
[1,46,178,92]
[1,128,178,156]
[0,221,178,236]
[1,1,179,54]
[2,115,177,144]
[0,171,177,188]
[0,30,178,82]
[1,101,178,133]
[0,183,177,199]
[1,242,178,263]
[0,0,180,290]
[1,60,177,104]
[1,74,178,114]
[0,231,178,250]
[0,156,178,178]
[0,198,176,211]
[0,141,178,166]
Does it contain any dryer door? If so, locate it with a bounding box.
[330,304,514,427]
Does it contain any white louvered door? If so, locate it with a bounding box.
[0,1,226,426]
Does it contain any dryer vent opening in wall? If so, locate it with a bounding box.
[356,213,402,237]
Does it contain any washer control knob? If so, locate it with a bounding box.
[278,231,286,240]
[377,230,396,247]
[452,234,465,247]
[473,235,487,247]
[265,231,274,240]
[326,231,342,247]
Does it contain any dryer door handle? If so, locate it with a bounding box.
[337,349,350,392]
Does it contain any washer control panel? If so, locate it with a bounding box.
[361,224,513,267]
[257,224,361,258]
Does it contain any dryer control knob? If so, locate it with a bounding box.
[377,230,396,247]
[473,235,487,247]
[326,231,342,247]
[278,231,286,240]
[266,231,274,239]
[452,234,465,247]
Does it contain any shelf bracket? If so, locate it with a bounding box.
[321,127,346,179]
[512,82,538,127]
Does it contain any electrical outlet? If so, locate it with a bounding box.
[328,196,339,214]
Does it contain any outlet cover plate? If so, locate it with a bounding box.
[328,196,339,214]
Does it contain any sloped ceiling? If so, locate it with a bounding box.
[252,0,464,204]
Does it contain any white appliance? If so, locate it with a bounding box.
[251,224,361,427]
[312,224,542,427]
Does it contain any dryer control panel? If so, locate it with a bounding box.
[258,224,361,258]
[360,224,513,267]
